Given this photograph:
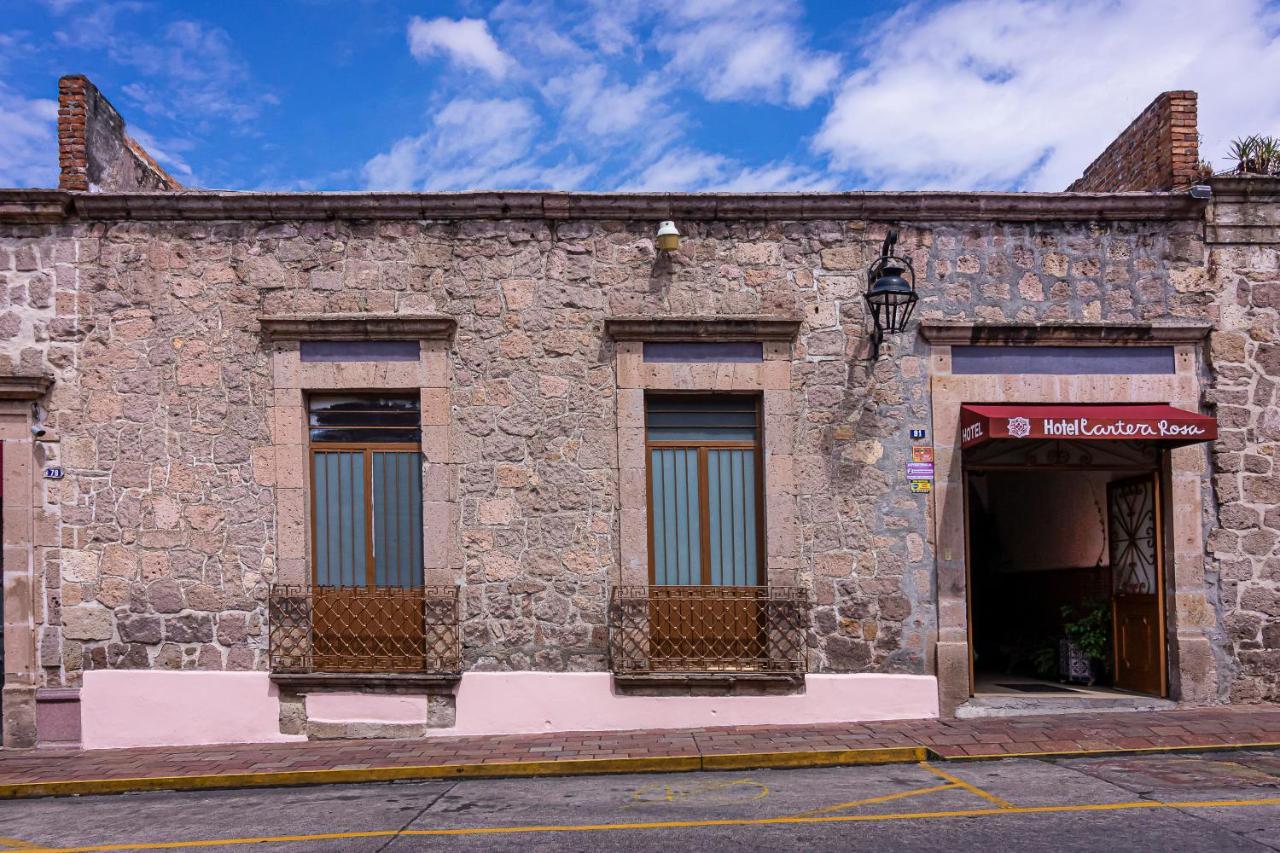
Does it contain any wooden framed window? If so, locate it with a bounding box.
[308,394,424,589]
[645,395,763,587]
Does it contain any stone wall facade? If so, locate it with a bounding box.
[3,190,1254,701]
[1205,177,1280,703]
[1068,91,1200,192]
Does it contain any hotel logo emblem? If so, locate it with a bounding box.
[1007,416,1032,438]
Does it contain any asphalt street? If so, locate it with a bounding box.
[1,749,1278,852]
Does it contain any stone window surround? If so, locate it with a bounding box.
[1,374,53,747]
[919,321,1216,716]
[606,316,801,589]
[258,316,458,591]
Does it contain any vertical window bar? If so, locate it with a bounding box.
[670,448,680,581]
[313,454,327,584]
[372,453,384,587]
[410,456,423,588]
[327,454,342,585]
[732,450,746,586]
[742,450,757,587]
[708,451,722,586]
[685,449,700,585]
[398,454,411,587]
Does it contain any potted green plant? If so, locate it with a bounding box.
[1057,600,1111,686]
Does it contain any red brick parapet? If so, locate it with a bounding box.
[57,76,90,191]
[56,75,183,192]
[1068,91,1200,192]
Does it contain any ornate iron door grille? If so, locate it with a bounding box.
[1107,472,1167,696]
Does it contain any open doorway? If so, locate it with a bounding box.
[966,452,1168,700]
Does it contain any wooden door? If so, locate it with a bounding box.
[1107,473,1166,696]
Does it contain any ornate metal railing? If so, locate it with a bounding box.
[609,585,809,675]
[269,585,460,674]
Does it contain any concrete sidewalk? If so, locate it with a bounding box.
[2,705,1278,799]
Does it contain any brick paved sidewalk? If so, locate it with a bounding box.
[1,705,1277,797]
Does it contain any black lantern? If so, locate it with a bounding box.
[864,229,918,359]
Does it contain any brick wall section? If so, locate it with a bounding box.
[56,75,182,192]
[1067,91,1199,192]
[56,77,89,191]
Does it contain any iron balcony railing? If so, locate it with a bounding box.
[609,585,809,675]
[269,584,460,674]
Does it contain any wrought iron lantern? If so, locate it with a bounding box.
[864,229,918,359]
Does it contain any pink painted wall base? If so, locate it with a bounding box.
[305,691,429,725]
[75,671,939,749]
[431,672,939,737]
[79,671,306,750]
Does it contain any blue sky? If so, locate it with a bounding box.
[2,0,1278,192]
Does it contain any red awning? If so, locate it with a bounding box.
[959,404,1217,450]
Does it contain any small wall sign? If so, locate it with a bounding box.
[906,461,935,480]
[911,446,934,463]
[909,428,927,440]
[909,479,932,494]
[43,467,64,480]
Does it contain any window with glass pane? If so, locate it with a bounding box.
[646,395,762,586]
[309,395,424,588]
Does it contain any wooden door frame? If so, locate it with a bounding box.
[308,442,421,588]
[643,394,765,587]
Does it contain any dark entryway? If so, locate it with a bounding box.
[965,442,1168,698]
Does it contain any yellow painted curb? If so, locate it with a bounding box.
[701,746,927,771]
[943,741,1280,762]
[0,745,924,800]
[1,740,1274,800]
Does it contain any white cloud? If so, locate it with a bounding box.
[814,0,1280,190]
[117,20,269,125]
[51,7,272,129]
[543,65,670,137]
[623,147,834,191]
[364,97,593,190]
[408,17,515,79]
[656,0,839,107]
[0,83,58,188]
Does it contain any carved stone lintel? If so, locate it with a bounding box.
[919,321,1210,346]
[605,316,801,342]
[259,315,456,342]
[0,375,53,400]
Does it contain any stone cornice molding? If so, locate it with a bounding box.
[605,316,801,342]
[1207,175,1280,199]
[918,321,1211,346]
[0,189,1206,223]
[259,315,456,342]
[1206,176,1280,245]
[0,375,54,400]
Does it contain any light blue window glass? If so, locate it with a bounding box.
[647,396,762,587]
[708,449,757,586]
[373,452,424,589]
[313,451,366,587]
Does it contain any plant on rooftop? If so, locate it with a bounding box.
[1228,135,1280,176]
